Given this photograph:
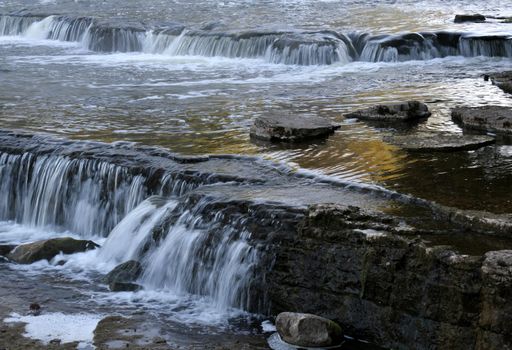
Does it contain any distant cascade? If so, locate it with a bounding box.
[0,151,198,236]
[1,13,511,64]
[359,32,511,62]
[0,14,41,36]
[459,36,512,57]
[0,14,351,65]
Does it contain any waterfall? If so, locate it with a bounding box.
[98,196,178,264]
[359,32,512,62]
[140,197,259,311]
[0,151,199,237]
[0,14,41,36]
[0,14,352,65]
[459,35,512,57]
[2,13,511,64]
[89,194,263,312]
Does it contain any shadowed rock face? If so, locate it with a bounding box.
[250,115,340,142]
[384,132,495,152]
[8,238,99,264]
[265,205,512,350]
[452,106,512,135]
[345,101,431,122]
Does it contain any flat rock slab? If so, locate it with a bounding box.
[454,14,486,23]
[385,132,495,152]
[250,115,340,142]
[485,71,512,94]
[345,101,431,122]
[452,106,512,135]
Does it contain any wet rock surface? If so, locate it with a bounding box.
[7,238,99,264]
[452,106,512,135]
[276,312,343,347]
[250,115,340,142]
[345,101,431,122]
[265,204,512,350]
[103,260,142,285]
[109,281,143,292]
[384,132,495,152]
[454,14,486,23]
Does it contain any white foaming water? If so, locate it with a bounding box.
[0,221,79,245]
[97,196,177,265]
[24,16,54,40]
[5,312,102,348]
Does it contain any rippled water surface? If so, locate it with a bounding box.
[1,0,512,213]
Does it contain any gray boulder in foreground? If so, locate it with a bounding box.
[385,132,495,152]
[8,237,99,264]
[452,106,512,135]
[250,115,340,142]
[276,312,343,347]
[345,101,431,122]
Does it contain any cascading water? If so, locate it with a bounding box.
[86,194,263,313]
[140,198,259,311]
[2,13,510,65]
[0,150,200,237]
[0,131,284,315]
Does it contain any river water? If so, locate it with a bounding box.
[0,0,512,348]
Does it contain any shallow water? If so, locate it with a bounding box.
[1,1,512,212]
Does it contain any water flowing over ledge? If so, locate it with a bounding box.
[0,129,511,350]
[1,13,511,65]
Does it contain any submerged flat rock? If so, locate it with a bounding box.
[486,71,512,94]
[345,101,431,122]
[452,106,512,135]
[250,115,340,142]
[385,132,495,152]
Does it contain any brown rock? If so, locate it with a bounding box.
[8,237,99,264]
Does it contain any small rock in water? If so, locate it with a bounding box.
[250,115,340,142]
[7,237,100,264]
[49,338,61,345]
[109,282,142,292]
[454,14,486,23]
[452,106,512,135]
[29,303,41,316]
[103,260,143,285]
[345,101,431,122]
[152,337,167,344]
[276,312,343,348]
